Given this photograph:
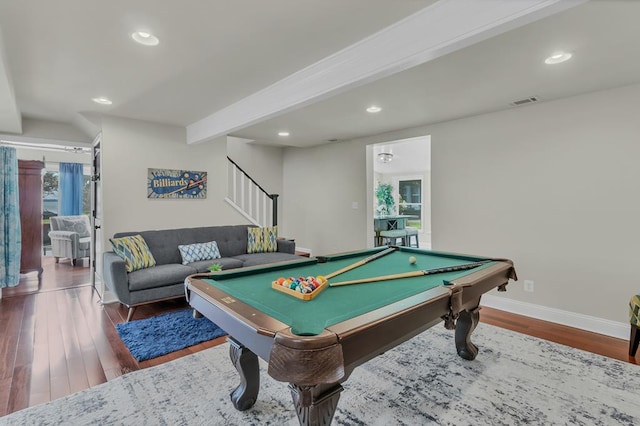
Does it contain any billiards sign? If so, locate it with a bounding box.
[147,168,207,199]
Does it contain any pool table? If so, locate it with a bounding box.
[186,246,517,426]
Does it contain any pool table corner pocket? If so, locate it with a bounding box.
[268,341,345,385]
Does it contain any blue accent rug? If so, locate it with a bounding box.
[115,309,227,361]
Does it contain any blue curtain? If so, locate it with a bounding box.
[59,162,84,215]
[1,146,21,288]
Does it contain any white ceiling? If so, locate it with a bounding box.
[1,1,639,148]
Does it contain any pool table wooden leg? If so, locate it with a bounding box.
[228,337,260,411]
[455,307,480,361]
[289,383,343,426]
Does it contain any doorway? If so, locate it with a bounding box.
[90,135,103,298]
[1,141,92,297]
[370,135,432,248]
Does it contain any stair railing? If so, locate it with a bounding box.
[225,157,278,227]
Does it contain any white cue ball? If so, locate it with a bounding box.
[409,256,417,264]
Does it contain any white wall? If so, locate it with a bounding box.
[430,83,640,325]
[20,118,92,143]
[282,83,640,324]
[283,142,368,255]
[100,116,247,246]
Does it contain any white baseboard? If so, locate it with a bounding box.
[481,294,630,340]
[295,246,312,256]
[100,285,119,305]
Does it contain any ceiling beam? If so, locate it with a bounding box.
[187,0,586,145]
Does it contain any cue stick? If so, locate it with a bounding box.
[324,247,397,280]
[328,260,492,287]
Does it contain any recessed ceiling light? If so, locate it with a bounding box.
[544,51,572,65]
[278,131,290,137]
[92,97,112,105]
[131,31,160,46]
[366,106,382,113]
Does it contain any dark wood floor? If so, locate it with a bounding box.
[0,256,636,417]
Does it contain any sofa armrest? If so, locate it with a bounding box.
[277,239,296,254]
[103,251,132,305]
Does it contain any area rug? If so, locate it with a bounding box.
[3,324,639,425]
[115,309,227,361]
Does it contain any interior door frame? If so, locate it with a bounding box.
[90,133,102,298]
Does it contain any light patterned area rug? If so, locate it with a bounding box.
[2,324,639,426]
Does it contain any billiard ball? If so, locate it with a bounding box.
[409,256,417,264]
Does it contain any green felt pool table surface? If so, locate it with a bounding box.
[199,246,495,336]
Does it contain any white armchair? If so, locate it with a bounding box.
[48,215,91,266]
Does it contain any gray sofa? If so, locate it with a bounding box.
[103,224,303,321]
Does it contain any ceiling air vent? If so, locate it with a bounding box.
[510,96,539,106]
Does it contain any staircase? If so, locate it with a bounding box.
[225,157,278,227]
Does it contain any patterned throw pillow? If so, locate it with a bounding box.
[247,226,278,253]
[58,216,91,237]
[247,227,263,254]
[263,226,278,253]
[110,235,156,272]
[178,241,221,265]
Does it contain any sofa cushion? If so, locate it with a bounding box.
[128,264,197,291]
[110,235,156,272]
[188,257,244,273]
[178,241,221,265]
[234,252,303,268]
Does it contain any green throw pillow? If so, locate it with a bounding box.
[110,235,156,272]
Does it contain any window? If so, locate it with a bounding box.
[42,166,92,217]
[43,170,59,219]
[397,178,422,230]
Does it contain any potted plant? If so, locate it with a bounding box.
[375,183,395,216]
[208,263,223,272]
